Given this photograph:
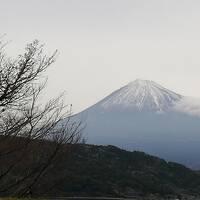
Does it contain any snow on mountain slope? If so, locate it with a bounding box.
[97,79,182,113]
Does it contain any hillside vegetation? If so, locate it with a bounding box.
[29,144,200,198]
[1,142,200,199]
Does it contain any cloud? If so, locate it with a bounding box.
[174,97,200,117]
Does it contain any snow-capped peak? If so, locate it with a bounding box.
[98,79,182,112]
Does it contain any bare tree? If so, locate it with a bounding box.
[0,39,82,197]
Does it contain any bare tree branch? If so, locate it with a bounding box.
[0,39,83,197]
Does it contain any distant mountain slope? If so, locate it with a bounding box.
[77,80,200,168]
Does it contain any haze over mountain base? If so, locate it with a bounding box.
[77,80,200,169]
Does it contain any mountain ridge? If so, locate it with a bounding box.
[96,79,183,113]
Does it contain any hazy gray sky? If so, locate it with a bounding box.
[1,0,200,112]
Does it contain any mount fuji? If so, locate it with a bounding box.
[77,79,200,169]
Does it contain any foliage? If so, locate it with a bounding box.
[16,143,200,198]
